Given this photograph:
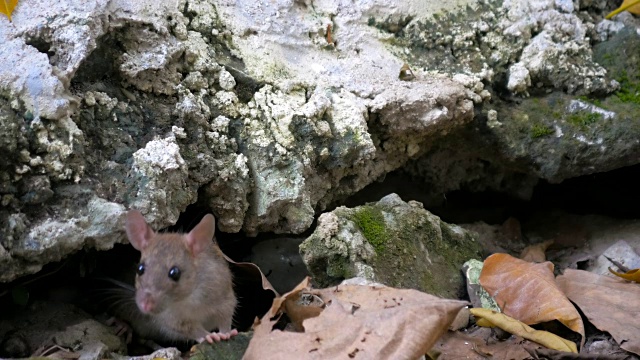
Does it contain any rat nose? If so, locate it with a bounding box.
[137,291,156,314]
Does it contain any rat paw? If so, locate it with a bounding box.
[199,329,239,344]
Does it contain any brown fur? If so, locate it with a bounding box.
[125,211,237,342]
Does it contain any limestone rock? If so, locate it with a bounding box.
[300,194,484,298]
[1,0,639,282]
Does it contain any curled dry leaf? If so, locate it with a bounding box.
[608,267,640,283]
[470,308,578,353]
[479,253,584,346]
[245,278,468,360]
[557,269,640,356]
[221,253,279,330]
[520,239,554,263]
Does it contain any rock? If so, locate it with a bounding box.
[0,301,126,359]
[462,259,500,311]
[588,240,640,277]
[1,0,639,282]
[187,332,253,360]
[507,63,531,94]
[300,194,484,298]
[1,0,478,280]
[116,347,182,360]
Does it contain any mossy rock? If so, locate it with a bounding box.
[299,193,485,298]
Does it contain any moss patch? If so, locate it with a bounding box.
[352,206,387,253]
[369,205,484,298]
[567,111,602,129]
[531,124,554,138]
[615,70,640,104]
[592,27,640,120]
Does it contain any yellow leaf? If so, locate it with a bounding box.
[475,318,495,328]
[0,0,18,21]
[471,308,578,353]
[608,267,640,282]
[605,0,640,19]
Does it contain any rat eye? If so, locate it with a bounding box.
[168,266,181,282]
[136,263,145,276]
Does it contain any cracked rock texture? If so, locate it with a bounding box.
[0,0,639,282]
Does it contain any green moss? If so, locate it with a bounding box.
[567,111,602,128]
[352,206,388,253]
[578,95,604,108]
[531,124,554,138]
[615,70,640,104]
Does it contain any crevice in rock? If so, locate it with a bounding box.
[24,37,55,62]
[344,163,640,225]
[71,33,123,86]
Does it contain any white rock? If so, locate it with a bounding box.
[507,62,531,93]
[218,69,236,90]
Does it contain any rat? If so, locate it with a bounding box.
[122,210,238,344]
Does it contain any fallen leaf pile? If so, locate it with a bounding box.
[469,240,640,359]
[431,327,538,360]
[243,277,468,360]
[557,269,640,356]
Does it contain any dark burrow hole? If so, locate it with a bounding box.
[346,162,640,224]
[1,163,639,355]
[70,32,124,87]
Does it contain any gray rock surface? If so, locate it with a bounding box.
[0,0,474,281]
[0,0,639,282]
[299,194,484,298]
[588,240,640,277]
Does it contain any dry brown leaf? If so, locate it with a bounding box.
[0,0,18,21]
[557,269,640,356]
[245,279,468,360]
[431,328,537,360]
[471,308,578,353]
[608,267,640,283]
[521,240,555,263]
[283,287,324,331]
[479,253,585,346]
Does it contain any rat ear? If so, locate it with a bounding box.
[185,214,215,255]
[125,210,155,251]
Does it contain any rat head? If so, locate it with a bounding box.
[125,210,216,315]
